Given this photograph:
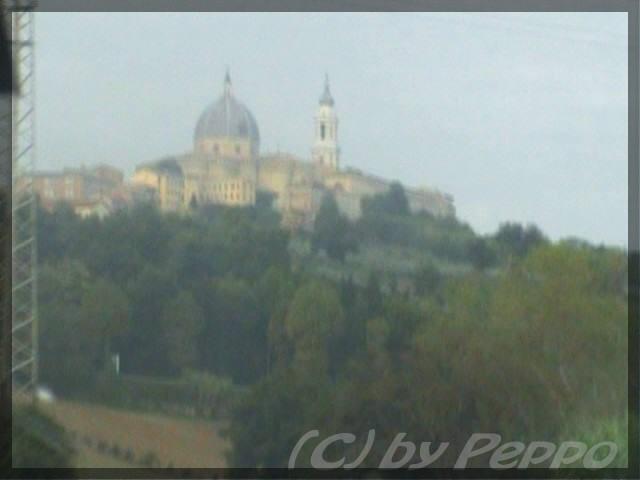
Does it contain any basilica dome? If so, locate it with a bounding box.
[193,72,260,155]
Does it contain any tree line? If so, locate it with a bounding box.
[312,182,548,269]
[34,187,628,468]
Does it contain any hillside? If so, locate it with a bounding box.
[290,236,473,287]
[32,193,628,468]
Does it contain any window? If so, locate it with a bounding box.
[235,145,241,154]
[320,124,325,140]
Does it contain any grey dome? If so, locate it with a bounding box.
[194,73,260,148]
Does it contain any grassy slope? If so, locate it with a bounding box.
[290,236,472,286]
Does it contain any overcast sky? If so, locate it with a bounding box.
[35,12,628,246]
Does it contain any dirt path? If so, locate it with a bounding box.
[39,399,229,468]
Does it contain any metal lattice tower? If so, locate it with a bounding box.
[7,1,37,399]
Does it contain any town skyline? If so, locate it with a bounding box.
[35,12,628,246]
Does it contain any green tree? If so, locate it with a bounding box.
[255,190,276,211]
[200,277,267,384]
[226,368,332,468]
[38,261,98,393]
[125,265,178,375]
[489,244,627,422]
[386,182,410,215]
[312,193,357,262]
[256,267,296,374]
[361,181,409,217]
[363,272,383,318]
[402,244,627,465]
[468,237,498,271]
[284,280,345,375]
[160,291,205,375]
[413,260,443,296]
[560,411,628,468]
[12,406,75,469]
[494,222,547,260]
[78,278,130,369]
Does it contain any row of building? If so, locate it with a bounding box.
[20,164,150,219]
[25,72,455,228]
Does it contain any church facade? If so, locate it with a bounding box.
[132,72,455,229]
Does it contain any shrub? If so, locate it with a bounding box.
[124,448,135,463]
[139,451,160,467]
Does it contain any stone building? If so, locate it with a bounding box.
[132,71,455,228]
[26,164,124,212]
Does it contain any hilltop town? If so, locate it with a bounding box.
[26,72,454,228]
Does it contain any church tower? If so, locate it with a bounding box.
[312,74,340,171]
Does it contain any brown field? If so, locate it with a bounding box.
[39,399,229,468]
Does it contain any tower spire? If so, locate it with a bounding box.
[320,72,334,106]
[313,73,339,170]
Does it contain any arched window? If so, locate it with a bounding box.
[320,124,326,140]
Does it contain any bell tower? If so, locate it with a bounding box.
[312,74,340,171]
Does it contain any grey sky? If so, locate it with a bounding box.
[35,12,628,246]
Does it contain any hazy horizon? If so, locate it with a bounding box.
[35,12,628,246]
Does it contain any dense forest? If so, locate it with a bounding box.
[34,184,628,468]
